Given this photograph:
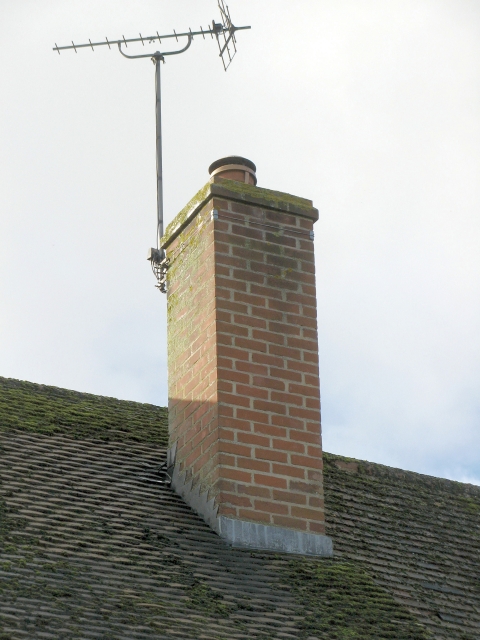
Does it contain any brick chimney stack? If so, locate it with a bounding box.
[163,157,332,556]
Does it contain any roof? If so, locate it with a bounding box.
[0,376,478,639]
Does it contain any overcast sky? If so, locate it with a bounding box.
[1,0,479,485]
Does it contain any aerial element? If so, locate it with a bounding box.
[53,1,251,292]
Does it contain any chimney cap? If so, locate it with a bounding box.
[208,156,256,175]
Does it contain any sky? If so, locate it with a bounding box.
[0,0,479,485]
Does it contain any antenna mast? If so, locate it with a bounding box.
[53,0,250,292]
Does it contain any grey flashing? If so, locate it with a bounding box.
[168,446,333,557]
[168,449,219,532]
[218,517,333,557]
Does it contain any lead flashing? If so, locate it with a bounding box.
[218,517,334,557]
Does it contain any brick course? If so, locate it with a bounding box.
[165,177,325,535]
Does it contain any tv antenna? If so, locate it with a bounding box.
[53,0,250,293]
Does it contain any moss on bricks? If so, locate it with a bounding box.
[215,178,314,212]
[161,178,316,249]
[162,182,211,245]
[0,376,168,445]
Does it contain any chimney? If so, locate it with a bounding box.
[163,157,332,556]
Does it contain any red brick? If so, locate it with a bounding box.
[232,245,265,262]
[218,453,236,467]
[254,500,289,515]
[234,291,267,307]
[251,352,284,368]
[272,439,305,454]
[271,391,304,406]
[221,393,252,408]
[254,474,287,489]
[216,276,248,292]
[216,254,248,269]
[269,367,302,382]
[268,344,302,360]
[288,480,319,494]
[232,269,265,284]
[236,361,268,376]
[236,384,269,400]
[238,509,271,524]
[234,409,266,424]
[234,336,269,353]
[290,431,320,444]
[223,494,253,508]
[291,506,324,521]
[216,345,250,361]
[234,314,267,329]
[217,299,249,314]
[252,376,286,391]
[249,306,284,322]
[289,406,320,421]
[272,464,305,479]
[255,448,288,463]
[271,415,304,430]
[272,490,307,505]
[222,442,252,457]
[237,484,271,498]
[221,417,252,432]
[237,432,270,447]
[218,369,250,384]
[250,284,283,300]
[289,383,320,398]
[217,505,238,517]
[253,400,286,415]
[217,321,249,337]
[254,424,287,438]
[272,515,308,531]
[222,467,252,483]
[252,329,285,345]
[236,457,270,473]
[166,190,325,535]
[231,224,263,240]
[307,469,323,482]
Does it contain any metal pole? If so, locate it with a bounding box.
[155,54,164,253]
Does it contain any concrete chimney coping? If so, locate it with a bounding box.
[160,179,319,250]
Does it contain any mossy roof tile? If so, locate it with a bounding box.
[0,376,478,639]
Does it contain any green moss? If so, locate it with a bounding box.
[161,177,315,248]
[281,557,432,639]
[162,182,211,245]
[0,377,168,445]
[215,178,314,211]
[166,211,212,365]
[458,496,480,514]
[188,582,233,618]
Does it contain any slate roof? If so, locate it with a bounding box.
[0,376,479,639]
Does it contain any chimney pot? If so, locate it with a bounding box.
[208,155,257,186]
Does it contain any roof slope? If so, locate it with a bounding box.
[0,376,168,445]
[0,376,478,639]
[323,454,480,638]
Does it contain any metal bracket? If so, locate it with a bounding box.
[139,461,172,485]
[147,248,169,294]
[117,35,193,60]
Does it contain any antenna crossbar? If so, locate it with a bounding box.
[53,25,250,54]
[54,0,251,293]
